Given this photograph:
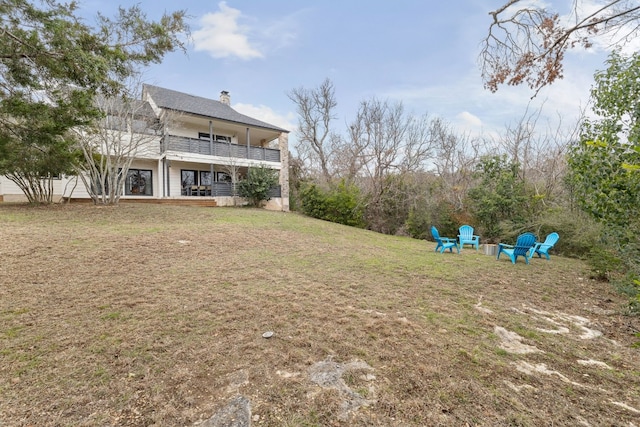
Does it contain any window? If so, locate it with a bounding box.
[198,132,231,142]
[39,173,62,180]
[181,170,196,187]
[126,169,152,196]
[181,170,196,195]
[216,172,231,182]
[181,169,217,195]
[200,171,212,185]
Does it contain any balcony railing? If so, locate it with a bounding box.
[182,183,282,198]
[162,135,281,162]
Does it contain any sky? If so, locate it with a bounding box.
[76,0,624,147]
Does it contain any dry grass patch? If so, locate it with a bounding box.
[0,203,639,426]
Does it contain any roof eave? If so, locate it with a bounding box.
[160,107,289,133]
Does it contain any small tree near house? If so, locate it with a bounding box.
[238,166,278,207]
[217,154,243,205]
[72,84,163,205]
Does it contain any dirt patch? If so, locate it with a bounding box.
[308,358,376,421]
[494,326,543,354]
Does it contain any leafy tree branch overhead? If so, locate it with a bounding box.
[480,0,640,94]
[0,0,189,95]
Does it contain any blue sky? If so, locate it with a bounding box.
[78,0,618,144]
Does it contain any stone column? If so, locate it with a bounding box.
[278,132,290,212]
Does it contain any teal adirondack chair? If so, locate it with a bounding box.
[496,232,537,264]
[458,225,480,250]
[528,232,559,260]
[431,226,460,254]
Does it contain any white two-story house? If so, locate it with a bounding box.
[0,84,290,211]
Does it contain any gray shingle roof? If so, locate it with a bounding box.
[142,84,288,133]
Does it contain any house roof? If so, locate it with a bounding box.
[142,84,288,133]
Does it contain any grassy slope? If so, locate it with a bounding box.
[0,203,638,426]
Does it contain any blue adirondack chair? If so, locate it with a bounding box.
[528,232,559,260]
[431,226,460,254]
[458,225,480,250]
[496,232,537,264]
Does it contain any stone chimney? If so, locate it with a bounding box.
[220,90,230,105]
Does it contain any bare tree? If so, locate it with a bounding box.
[480,0,640,94]
[287,78,338,184]
[431,118,482,210]
[217,157,243,205]
[485,104,581,210]
[501,109,580,207]
[497,103,544,183]
[349,101,434,176]
[529,118,576,207]
[345,98,438,231]
[356,98,404,196]
[73,82,162,204]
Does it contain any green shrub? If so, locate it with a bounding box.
[300,181,365,228]
[468,155,529,243]
[324,181,365,227]
[405,207,430,240]
[237,166,278,207]
[430,202,458,238]
[532,208,602,258]
[404,198,461,241]
[587,244,624,281]
[299,183,327,219]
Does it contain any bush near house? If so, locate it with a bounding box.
[237,166,279,207]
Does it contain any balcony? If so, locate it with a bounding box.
[162,135,281,162]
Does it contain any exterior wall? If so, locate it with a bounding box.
[213,196,284,211]
[62,159,161,200]
[165,120,236,143]
[214,196,247,207]
[0,160,161,202]
[0,174,83,202]
[66,176,90,199]
[87,129,162,160]
[135,136,163,159]
[264,198,285,211]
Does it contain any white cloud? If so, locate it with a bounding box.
[233,103,297,134]
[457,111,483,128]
[193,2,263,60]
[259,12,301,52]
